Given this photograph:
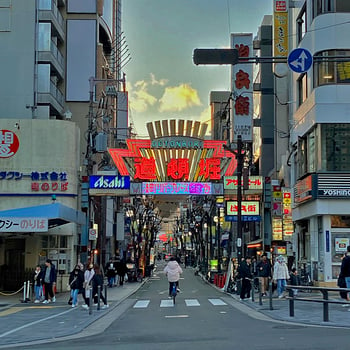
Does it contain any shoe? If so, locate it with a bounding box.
[52,296,56,303]
[82,304,89,309]
[102,304,109,309]
[168,296,172,299]
[239,298,244,301]
[34,300,40,303]
[177,288,181,293]
[42,300,49,304]
[93,303,98,306]
[72,304,76,308]
[278,295,284,299]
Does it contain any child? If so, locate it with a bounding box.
[290,267,300,296]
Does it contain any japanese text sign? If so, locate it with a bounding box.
[0,217,48,232]
[142,182,212,195]
[224,176,263,190]
[226,201,260,216]
[0,130,19,158]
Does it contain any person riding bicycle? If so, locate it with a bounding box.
[164,256,183,297]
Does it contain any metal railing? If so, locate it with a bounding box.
[285,285,350,322]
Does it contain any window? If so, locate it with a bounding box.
[297,5,307,43]
[314,50,350,87]
[322,124,350,171]
[297,128,317,179]
[297,73,307,106]
[313,0,350,18]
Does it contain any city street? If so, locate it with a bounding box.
[0,262,346,350]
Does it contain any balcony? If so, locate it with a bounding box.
[38,40,64,79]
[38,0,65,41]
[37,81,64,117]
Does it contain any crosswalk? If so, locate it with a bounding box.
[133,298,227,309]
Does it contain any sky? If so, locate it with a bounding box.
[122,0,273,138]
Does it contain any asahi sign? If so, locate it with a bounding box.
[89,175,130,196]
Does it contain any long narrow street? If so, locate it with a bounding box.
[16,262,349,350]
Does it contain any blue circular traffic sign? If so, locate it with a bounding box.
[287,48,313,73]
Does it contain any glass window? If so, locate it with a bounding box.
[336,0,350,12]
[313,0,350,19]
[314,50,350,87]
[322,124,350,171]
[38,23,51,51]
[297,73,307,106]
[297,5,307,43]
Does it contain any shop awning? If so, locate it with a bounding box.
[247,238,263,249]
[0,203,86,227]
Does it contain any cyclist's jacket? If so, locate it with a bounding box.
[164,260,183,282]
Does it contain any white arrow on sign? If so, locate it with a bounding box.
[290,50,308,72]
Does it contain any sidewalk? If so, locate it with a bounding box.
[0,280,144,348]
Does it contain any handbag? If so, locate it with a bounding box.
[67,276,77,291]
[66,284,71,291]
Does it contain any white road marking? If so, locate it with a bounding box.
[160,300,174,307]
[0,308,74,338]
[185,299,200,306]
[165,315,189,318]
[208,298,227,306]
[133,300,150,308]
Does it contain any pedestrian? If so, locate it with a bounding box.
[273,255,290,298]
[256,253,272,296]
[32,265,43,303]
[164,256,183,297]
[92,265,109,309]
[105,258,116,287]
[82,263,95,309]
[340,245,350,302]
[116,257,128,286]
[237,256,252,301]
[289,267,300,297]
[68,264,84,307]
[42,259,56,304]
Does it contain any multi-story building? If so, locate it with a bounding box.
[0,0,125,290]
[288,0,350,285]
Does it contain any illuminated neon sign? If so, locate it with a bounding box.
[142,182,212,195]
[226,201,260,215]
[151,137,203,149]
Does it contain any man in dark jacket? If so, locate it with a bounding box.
[256,253,272,296]
[238,256,252,300]
[340,245,350,301]
[42,259,57,304]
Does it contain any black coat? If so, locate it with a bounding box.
[69,269,84,290]
[238,261,252,279]
[341,255,350,277]
[256,260,272,278]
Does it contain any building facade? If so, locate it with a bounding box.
[0,0,124,290]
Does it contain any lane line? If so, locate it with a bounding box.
[0,308,74,338]
[160,300,174,307]
[165,315,189,318]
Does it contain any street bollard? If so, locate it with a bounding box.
[251,278,255,302]
[97,285,101,310]
[258,278,263,306]
[88,287,92,315]
[21,281,27,303]
[26,280,31,302]
[269,279,273,310]
[104,284,108,305]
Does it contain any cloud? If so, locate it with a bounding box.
[158,84,201,112]
[150,73,168,86]
[127,80,157,113]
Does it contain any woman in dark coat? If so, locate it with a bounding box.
[69,264,84,307]
[92,265,109,308]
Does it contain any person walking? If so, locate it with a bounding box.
[273,255,290,298]
[42,259,56,304]
[164,256,183,297]
[256,253,272,296]
[238,256,253,301]
[340,245,350,302]
[82,263,95,309]
[92,265,109,309]
[290,267,301,297]
[32,265,43,303]
[69,264,84,308]
[105,258,116,287]
[116,257,128,286]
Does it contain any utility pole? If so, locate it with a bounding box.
[236,135,244,265]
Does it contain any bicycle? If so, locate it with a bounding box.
[170,281,177,304]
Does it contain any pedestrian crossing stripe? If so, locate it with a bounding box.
[208,298,227,306]
[133,298,227,308]
[133,300,150,308]
[185,299,200,306]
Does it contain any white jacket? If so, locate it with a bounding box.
[273,261,290,280]
[164,260,183,282]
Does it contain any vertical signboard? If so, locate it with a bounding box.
[273,0,289,57]
[231,33,253,142]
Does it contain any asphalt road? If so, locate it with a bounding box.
[17,262,350,350]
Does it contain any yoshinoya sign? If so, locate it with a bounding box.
[317,173,350,198]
